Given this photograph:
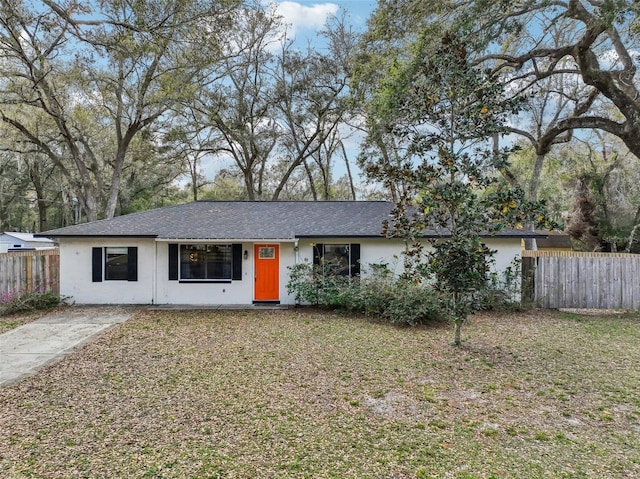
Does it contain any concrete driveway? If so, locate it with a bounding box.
[0,307,136,388]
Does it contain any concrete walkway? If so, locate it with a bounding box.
[0,307,135,388]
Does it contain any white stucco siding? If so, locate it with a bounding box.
[484,238,523,275]
[278,243,297,305]
[58,236,523,306]
[58,238,155,304]
[155,241,298,305]
[297,237,522,279]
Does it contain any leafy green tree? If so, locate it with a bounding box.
[508,126,640,252]
[363,0,640,182]
[359,1,640,258]
[0,0,238,221]
[198,169,249,201]
[0,150,33,231]
[362,33,549,345]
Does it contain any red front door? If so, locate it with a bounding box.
[254,244,279,302]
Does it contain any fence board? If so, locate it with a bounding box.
[522,250,640,309]
[0,250,59,299]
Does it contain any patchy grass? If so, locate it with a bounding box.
[0,309,639,478]
[0,311,46,334]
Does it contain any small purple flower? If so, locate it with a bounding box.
[1,291,16,304]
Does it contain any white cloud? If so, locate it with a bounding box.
[272,1,339,35]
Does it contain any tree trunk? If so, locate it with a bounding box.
[528,154,545,201]
[454,319,462,346]
[28,163,48,232]
[303,159,318,201]
[341,141,357,200]
[626,224,640,253]
[82,193,99,222]
[523,227,538,251]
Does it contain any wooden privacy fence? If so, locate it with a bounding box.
[0,250,60,298]
[522,250,640,309]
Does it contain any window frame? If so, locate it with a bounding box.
[174,243,243,283]
[104,247,130,281]
[92,246,138,282]
[313,243,360,277]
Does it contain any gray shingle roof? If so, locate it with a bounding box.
[37,201,548,240]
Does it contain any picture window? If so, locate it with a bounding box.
[180,244,233,281]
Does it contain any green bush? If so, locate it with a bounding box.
[287,259,531,326]
[344,277,396,317]
[0,290,61,316]
[476,259,526,311]
[286,262,443,326]
[381,283,443,326]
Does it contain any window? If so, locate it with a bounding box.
[313,243,360,276]
[92,247,138,282]
[180,244,232,280]
[169,243,244,282]
[258,246,276,259]
[105,247,129,280]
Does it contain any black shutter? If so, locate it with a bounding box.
[92,247,102,282]
[313,243,324,265]
[232,244,243,280]
[168,244,178,280]
[127,247,138,281]
[350,243,361,276]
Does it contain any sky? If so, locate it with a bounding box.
[271,1,376,37]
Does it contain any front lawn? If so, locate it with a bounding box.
[0,309,639,478]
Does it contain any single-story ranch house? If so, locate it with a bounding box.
[37,201,546,306]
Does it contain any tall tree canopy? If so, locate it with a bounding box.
[0,0,239,221]
[172,5,359,201]
[362,0,640,163]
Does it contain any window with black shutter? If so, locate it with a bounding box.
[93,246,138,282]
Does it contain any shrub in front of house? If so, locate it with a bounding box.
[287,262,445,326]
[476,259,527,311]
[380,282,444,326]
[287,260,530,325]
[0,290,60,316]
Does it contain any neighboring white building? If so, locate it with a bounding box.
[0,231,57,253]
[37,201,547,306]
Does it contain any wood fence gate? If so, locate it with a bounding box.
[0,250,60,298]
[522,250,640,309]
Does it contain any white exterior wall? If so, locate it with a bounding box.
[297,237,522,277]
[484,238,523,275]
[58,236,523,306]
[296,238,406,276]
[155,241,297,305]
[59,238,155,304]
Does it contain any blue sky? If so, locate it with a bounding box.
[271,1,376,37]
